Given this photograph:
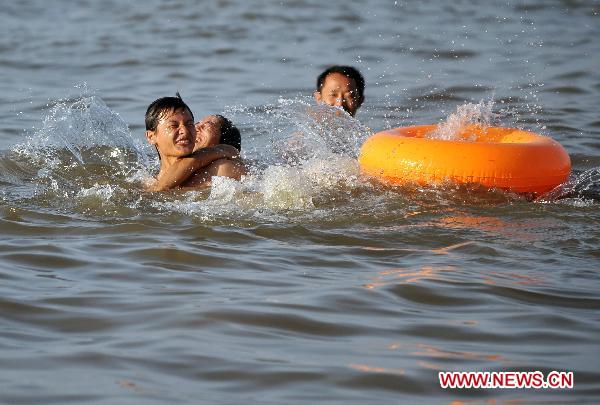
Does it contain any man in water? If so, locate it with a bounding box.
[145,95,245,191]
[313,65,365,117]
[194,114,242,152]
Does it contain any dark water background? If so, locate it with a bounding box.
[1,1,599,403]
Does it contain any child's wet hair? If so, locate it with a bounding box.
[216,115,242,152]
[145,93,194,160]
[145,92,194,131]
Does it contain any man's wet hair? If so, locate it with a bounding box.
[216,115,242,152]
[145,92,194,131]
[316,65,365,99]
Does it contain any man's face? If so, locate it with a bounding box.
[146,108,196,159]
[194,115,222,151]
[314,72,363,116]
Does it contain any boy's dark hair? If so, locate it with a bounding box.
[145,92,194,131]
[145,93,193,160]
[216,115,242,152]
[316,65,365,99]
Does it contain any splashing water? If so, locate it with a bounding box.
[226,97,372,165]
[2,91,596,220]
[155,98,372,216]
[12,94,149,168]
[159,96,372,215]
[428,99,501,140]
[0,93,377,219]
[1,92,152,215]
[536,168,600,205]
[425,99,600,204]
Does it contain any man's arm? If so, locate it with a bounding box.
[149,145,239,191]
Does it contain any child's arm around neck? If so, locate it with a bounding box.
[148,145,240,191]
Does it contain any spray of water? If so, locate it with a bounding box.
[428,99,501,140]
[2,91,595,218]
[157,97,372,215]
[13,94,148,166]
[2,91,152,215]
[226,97,371,164]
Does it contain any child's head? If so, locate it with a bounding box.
[145,93,196,160]
[314,65,365,116]
[195,114,241,152]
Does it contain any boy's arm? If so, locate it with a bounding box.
[150,145,239,191]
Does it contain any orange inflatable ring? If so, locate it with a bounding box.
[358,124,571,194]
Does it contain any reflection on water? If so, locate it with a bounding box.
[436,215,550,243]
[364,266,457,289]
[408,343,504,363]
[348,363,406,376]
[483,271,546,287]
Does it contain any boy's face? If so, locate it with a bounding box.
[194,115,222,151]
[314,72,363,116]
[146,107,196,159]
